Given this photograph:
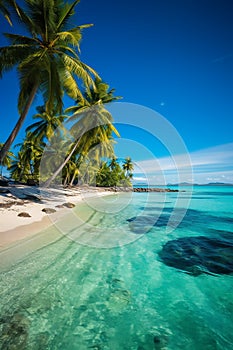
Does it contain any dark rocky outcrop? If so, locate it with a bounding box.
[42,208,56,214]
[62,202,75,208]
[133,187,179,193]
[159,236,233,276]
[100,187,179,193]
[18,212,31,218]
[55,202,76,209]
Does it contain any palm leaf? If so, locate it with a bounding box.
[56,0,80,31]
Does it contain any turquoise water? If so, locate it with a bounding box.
[0,186,233,349]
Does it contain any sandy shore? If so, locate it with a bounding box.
[0,185,114,250]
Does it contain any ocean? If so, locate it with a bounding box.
[0,186,233,349]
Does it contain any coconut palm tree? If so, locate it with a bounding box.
[67,78,121,164]
[109,156,118,171]
[42,79,121,187]
[8,152,29,182]
[39,132,69,181]
[0,0,99,163]
[26,105,67,143]
[122,157,134,177]
[14,132,44,182]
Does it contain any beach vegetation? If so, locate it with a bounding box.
[0,0,98,163]
[0,1,134,188]
[122,157,134,178]
[0,142,14,177]
[42,79,122,187]
[8,133,44,183]
[96,157,133,188]
[25,106,67,143]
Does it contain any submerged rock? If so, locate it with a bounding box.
[127,215,170,234]
[159,236,233,276]
[0,312,29,349]
[106,277,131,313]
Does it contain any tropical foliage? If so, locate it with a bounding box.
[42,78,122,187]
[26,106,67,143]
[0,0,98,163]
[0,1,134,188]
[8,133,44,183]
[122,157,134,178]
[0,142,14,176]
[96,158,133,187]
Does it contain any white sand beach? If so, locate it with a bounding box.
[0,185,114,249]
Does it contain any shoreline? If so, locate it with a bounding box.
[0,184,180,252]
[0,185,115,251]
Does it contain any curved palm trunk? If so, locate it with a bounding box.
[42,138,81,188]
[63,172,69,187]
[0,83,38,163]
[69,169,79,186]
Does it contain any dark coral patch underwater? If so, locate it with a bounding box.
[158,236,233,276]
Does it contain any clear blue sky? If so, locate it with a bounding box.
[0,0,233,183]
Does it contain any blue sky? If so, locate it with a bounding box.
[0,0,233,183]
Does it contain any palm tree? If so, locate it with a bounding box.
[26,105,67,143]
[67,78,121,164]
[63,158,78,186]
[39,132,67,177]
[109,156,118,171]
[122,157,134,177]
[0,142,14,176]
[42,79,121,187]
[96,161,111,187]
[8,152,29,182]
[14,132,44,182]
[0,0,99,163]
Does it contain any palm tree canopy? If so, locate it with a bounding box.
[41,79,121,187]
[109,157,118,170]
[67,78,122,114]
[0,0,99,115]
[26,105,67,142]
[0,0,100,163]
[123,157,134,172]
[66,78,121,159]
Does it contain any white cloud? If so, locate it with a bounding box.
[133,176,148,182]
[136,143,233,184]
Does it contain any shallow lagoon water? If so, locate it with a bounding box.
[0,186,233,349]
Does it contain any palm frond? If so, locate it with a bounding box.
[56,0,80,31]
[61,54,97,89]
[56,28,83,48]
[0,44,35,76]
[3,32,40,45]
[0,1,12,25]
